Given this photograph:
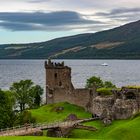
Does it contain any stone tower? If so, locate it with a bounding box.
[44,59,95,111]
[45,59,73,103]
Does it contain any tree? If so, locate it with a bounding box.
[86,76,116,89]
[29,85,43,108]
[10,80,33,112]
[10,80,43,112]
[104,81,116,88]
[86,76,104,88]
[0,89,15,128]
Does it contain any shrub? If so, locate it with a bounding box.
[125,85,140,89]
[97,88,113,96]
[14,110,36,125]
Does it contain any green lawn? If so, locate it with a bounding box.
[0,102,140,140]
[70,114,140,140]
[0,137,92,140]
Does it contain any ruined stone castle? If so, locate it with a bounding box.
[45,60,140,120]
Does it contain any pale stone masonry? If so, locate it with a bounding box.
[45,60,140,120]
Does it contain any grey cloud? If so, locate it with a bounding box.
[0,21,80,31]
[95,7,140,23]
[97,7,140,16]
[111,7,140,15]
[0,11,103,31]
[0,22,38,31]
[0,21,109,32]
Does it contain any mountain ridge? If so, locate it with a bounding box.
[0,20,140,59]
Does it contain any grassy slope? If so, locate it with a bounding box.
[1,102,140,140]
[30,102,91,123]
[71,116,140,140]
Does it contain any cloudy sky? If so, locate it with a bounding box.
[0,0,140,44]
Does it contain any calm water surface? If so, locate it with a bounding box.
[0,59,140,90]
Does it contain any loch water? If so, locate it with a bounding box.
[0,59,140,90]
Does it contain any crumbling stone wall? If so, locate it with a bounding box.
[52,88,92,109]
[91,96,114,117]
[112,99,139,119]
[90,88,140,120]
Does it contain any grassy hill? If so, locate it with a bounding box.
[30,102,91,123]
[0,102,140,140]
[71,116,140,140]
[0,20,140,59]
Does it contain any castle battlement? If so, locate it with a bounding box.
[45,59,68,69]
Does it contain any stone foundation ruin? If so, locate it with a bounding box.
[45,60,140,120]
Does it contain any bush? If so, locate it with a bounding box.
[97,88,113,96]
[125,85,140,89]
[14,110,36,125]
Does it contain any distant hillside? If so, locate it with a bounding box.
[0,20,140,59]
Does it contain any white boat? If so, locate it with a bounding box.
[101,63,108,66]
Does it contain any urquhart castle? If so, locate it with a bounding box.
[45,60,140,120]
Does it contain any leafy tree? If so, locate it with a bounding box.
[104,81,116,88]
[86,76,104,88]
[86,76,116,89]
[29,85,43,108]
[0,89,15,128]
[10,80,43,112]
[10,80,33,112]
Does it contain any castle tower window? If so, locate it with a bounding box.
[55,73,57,78]
[59,81,62,86]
